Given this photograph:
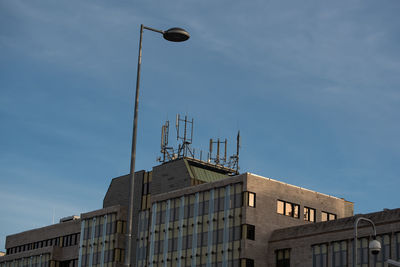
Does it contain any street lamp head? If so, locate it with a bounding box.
[163,27,190,42]
[369,239,381,255]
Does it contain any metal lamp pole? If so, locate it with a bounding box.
[125,24,190,267]
[353,217,380,267]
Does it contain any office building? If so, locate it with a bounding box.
[1,157,399,267]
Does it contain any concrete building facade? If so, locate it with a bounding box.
[1,157,398,267]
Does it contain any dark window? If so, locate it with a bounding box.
[332,241,347,267]
[234,193,242,208]
[312,244,327,267]
[373,235,391,266]
[242,224,255,240]
[397,233,400,261]
[240,259,254,267]
[246,259,254,267]
[204,200,209,215]
[276,249,290,267]
[304,207,316,222]
[357,238,369,266]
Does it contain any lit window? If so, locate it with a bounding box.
[321,211,337,222]
[277,200,299,219]
[304,207,316,222]
[277,200,284,215]
[248,192,256,207]
[285,202,293,217]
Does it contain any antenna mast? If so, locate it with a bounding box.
[176,114,194,158]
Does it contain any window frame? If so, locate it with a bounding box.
[276,200,300,219]
[312,243,328,267]
[276,248,291,267]
[304,206,316,222]
[248,192,256,207]
[242,224,255,241]
[332,240,347,267]
[321,211,337,222]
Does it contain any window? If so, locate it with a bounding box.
[277,200,284,214]
[243,192,256,207]
[313,244,328,267]
[304,207,316,222]
[332,241,347,267]
[397,233,400,261]
[321,211,336,222]
[373,235,390,266]
[277,200,299,219]
[240,259,254,267]
[357,238,369,267]
[242,224,255,240]
[276,249,290,267]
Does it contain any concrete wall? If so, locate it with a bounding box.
[1,220,80,263]
[5,220,80,249]
[103,171,145,209]
[241,173,353,267]
[267,208,400,266]
[150,159,192,195]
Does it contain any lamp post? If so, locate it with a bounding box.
[125,25,190,267]
[353,217,381,267]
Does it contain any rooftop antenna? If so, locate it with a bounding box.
[176,114,194,158]
[158,121,175,162]
[209,138,227,165]
[208,131,240,173]
[228,130,240,173]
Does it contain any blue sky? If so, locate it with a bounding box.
[1,0,400,250]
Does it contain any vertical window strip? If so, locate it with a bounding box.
[177,196,185,267]
[149,203,158,267]
[222,185,231,267]
[163,200,171,267]
[373,234,391,265]
[100,215,107,267]
[312,244,328,267]
[332,241,347,267]
[135,212,142,267]
[191,193,200,267]
[397,233,400,261]
[136,212,144,267]
[88,218,96,267]
[356,238,369,267]
[207,189,215,267]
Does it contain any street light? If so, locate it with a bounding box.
[353,217,381,267]
[125,24,190,267]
